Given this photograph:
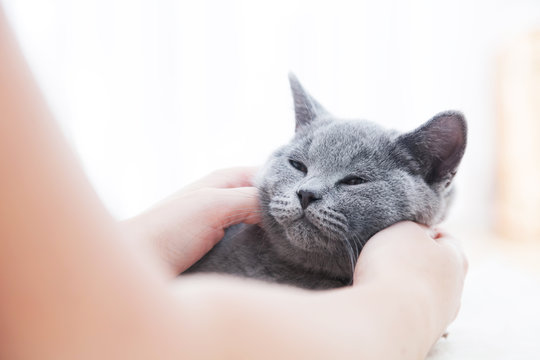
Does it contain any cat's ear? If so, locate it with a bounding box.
[397,111,467,185]
[289,73,327,132]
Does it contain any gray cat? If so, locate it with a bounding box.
[184,74,467,290]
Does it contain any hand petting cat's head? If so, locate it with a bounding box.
[255,74,466,278]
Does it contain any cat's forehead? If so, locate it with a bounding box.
[311,120,387,149]
[293,120,394,170]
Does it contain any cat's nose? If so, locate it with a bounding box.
[297,190,321,210]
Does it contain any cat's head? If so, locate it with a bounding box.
[255,74,466,276]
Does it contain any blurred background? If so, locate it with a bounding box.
[2,1,540,358]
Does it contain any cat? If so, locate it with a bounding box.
[183,74,467,290]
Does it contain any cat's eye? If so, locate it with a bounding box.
[340,175,366,186]
[288,159,308,174]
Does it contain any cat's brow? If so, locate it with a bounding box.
[348,149,377,167]
[288,148,308,161]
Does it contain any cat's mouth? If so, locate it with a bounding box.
[295,213,316,228]
[280,210,346,250]
[284,221,332,252]
[267,194,349,249]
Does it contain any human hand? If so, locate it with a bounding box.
[123,167,261,275]
[353,222,467,341]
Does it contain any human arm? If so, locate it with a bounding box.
[0,8,466,359]
[172,222,466,360]
[124,174,466,358]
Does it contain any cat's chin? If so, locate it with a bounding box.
[283,221,336,253]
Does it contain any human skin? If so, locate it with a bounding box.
[122,167,262,276]
[0,9,466,360]
[127,169,466,359]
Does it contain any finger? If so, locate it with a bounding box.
[431,228,462,251]
[204,187,262,229]
[434,233,468,274]
[371,221,430,242]
[429,228,442,239]
[183,167,259,192]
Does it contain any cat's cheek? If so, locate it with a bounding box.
[268,196,303,225]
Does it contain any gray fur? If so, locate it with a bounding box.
[184,74,467,290]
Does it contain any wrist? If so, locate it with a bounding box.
[120,215,178,276]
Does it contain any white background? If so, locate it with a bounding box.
[4,2,540,358]
[3,0,540,230]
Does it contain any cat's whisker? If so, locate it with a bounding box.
[216,224,253,243]
[338,236,356,281]
[184,75,466,290]
[350,235,360,262]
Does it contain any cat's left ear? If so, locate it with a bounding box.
[289,73,328,132]
[397,111,467,185]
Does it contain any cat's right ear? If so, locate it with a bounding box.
[396,111,467,185]
[289,73,327,132]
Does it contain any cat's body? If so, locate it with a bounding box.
[186,224,350,289]
[184,75,467,290]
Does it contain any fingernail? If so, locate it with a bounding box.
[429,228,442,239]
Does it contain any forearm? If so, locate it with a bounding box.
[0,6,462,358]
[0,10,169,358]
[174,275,437,360]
